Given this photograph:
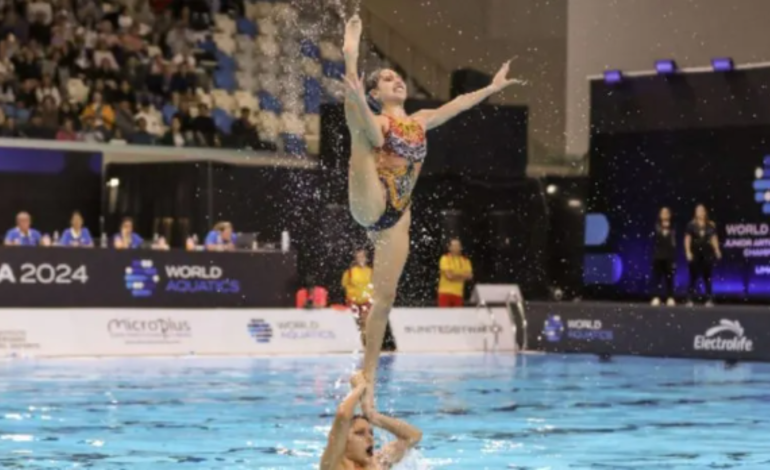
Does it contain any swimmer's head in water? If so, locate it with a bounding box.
[366,68,407,110]
[346,415,375,465]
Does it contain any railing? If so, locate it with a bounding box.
[359,5,453,101]
[0,137,318,169]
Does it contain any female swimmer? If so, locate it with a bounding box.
[320,372,422,470]
[341,14,521,406]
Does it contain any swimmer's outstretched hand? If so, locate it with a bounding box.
[490,60,527,92]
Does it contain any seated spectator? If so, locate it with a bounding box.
[92,41,118,70]
[36,73,61,105]
[120,23,145,54]
[160,115,187,146]
[4,211,42,246]
[59,101,79,127]
[56,117,78,141]
[24,112,54,139]
[28,11,51,46]
[231,108,262,149]
[13,46,40,83]
[78,116,107,142]
[134,101,162,136]
[27,1,53,25]
[40,96,60,129]
[174,99,193,133]
[205,221,237,251]
[0,76,15,104]
[110,128,128,145]
[170,62,196,94]
[0,117,20,137]
[112,80,136,107]
[92,58,119,85]
[114,100,136,136]
[192,102,216,146]
[114,216,143,249]
[16,79,37,108]
[60,211,93,247]
[165,20,194,56]
[129,117,156,145]
[81,91,115,130]
[1,9,29,44]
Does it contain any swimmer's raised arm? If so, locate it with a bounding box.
[373,411,423,468]
[342,14,386,148]
[320,379,368,470]
[413,60,522,131]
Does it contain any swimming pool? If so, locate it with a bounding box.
[0,353,768,469]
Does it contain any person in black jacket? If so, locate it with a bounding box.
[651,207,676,306]
[684,204,722,307]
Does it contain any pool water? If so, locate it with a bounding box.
[0,354,769,469]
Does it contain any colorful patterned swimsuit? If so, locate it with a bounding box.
[366,115,428,232]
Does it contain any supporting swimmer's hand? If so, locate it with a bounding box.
[361,380,375,418]
[350,370,367,389]
[343,14,363,58]
[490,60,526,92]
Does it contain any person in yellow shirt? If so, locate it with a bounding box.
[342,249,374,342]
[438,238,473,307]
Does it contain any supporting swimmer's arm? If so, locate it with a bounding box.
[413,60,523,130]
[373,412,422,468]
[320,382,367,470]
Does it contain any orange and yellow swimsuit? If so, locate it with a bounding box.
[367,115,428,231]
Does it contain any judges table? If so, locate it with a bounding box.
[0,247,297,307]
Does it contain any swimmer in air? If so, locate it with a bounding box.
[320,372,422,470]
[342,13,522,409]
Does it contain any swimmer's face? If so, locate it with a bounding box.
[346,417,375,465]
[371,69,407,105]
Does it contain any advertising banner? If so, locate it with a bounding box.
[527,301,770,361]
[0,310,79,356]
[0,309,360,357]
[388,308,516,353]
[0,248,296,308]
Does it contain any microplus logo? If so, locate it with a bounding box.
[694,319,754,352]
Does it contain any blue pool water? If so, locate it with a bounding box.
[0,354,769,469]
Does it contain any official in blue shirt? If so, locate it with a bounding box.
[114,217,144,249]
[60,211,94,247]
[205,221,237,251]
[4,211,42,246]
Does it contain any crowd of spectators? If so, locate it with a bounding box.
[0,0,269,150]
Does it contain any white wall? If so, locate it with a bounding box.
[566,0,770,158]
[362,0,568,163]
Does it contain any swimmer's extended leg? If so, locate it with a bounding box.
[362,211,410,409]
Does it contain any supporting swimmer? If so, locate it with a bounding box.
[320,372,422,470]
